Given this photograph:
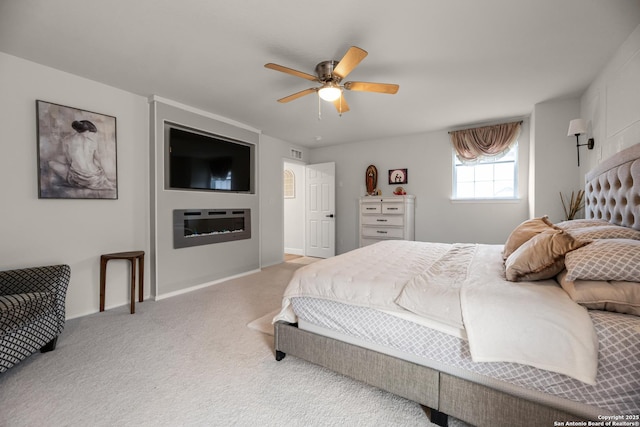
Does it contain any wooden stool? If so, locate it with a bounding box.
[100,251,144,314]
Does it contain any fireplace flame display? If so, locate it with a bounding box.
[173,209,251,248]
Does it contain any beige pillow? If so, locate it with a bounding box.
[567,225,640,240]
[502,216,558,260]
[555,219,610,230]
[564,239,640,282]
[557,270,640,317]
[505,230,587,282]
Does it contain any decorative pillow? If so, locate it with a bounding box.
[557,270,640,316]
[502,216,558,260]
[505,230,587,281]
[555,219,609,230]
[564,239,640,282]
[567,225,640,240]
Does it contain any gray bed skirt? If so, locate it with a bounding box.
[274,321,587,427]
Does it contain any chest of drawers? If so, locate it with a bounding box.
[359,195,415,247]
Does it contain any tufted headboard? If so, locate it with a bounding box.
[584,143,640,230]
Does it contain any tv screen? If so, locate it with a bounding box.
[167,125,254,193]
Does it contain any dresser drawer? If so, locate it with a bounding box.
[362,226,404,239]
[382,203,404,214]
[361,216,404,226]
[361,203,382,214]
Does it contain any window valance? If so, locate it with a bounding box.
[449,121,522,164]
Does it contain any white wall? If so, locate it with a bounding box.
[283,161,305,255]
[528,25,640,222]
[0,52,149,319]
[530,97,581,222]
[579,24,640,170]
[309,122,531,254]
[259,135,310,267]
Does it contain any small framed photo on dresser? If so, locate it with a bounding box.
[388,169,407,185]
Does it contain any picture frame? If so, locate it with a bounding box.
[388,168,408,185]
[36,100,117,199]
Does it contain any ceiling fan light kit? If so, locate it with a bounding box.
[318,83,342,101]
[265,46,399,114]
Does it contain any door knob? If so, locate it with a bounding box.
[326,214,334,218]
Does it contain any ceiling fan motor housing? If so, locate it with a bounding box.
[315,60,339,82]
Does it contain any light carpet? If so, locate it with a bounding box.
[285,256,322,265]
[247,309,279,336]
[0,260,463,427]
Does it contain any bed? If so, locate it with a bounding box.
[274,143,640,427]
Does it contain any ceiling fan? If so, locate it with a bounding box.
[264,46,399,114]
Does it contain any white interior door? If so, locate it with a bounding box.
[305,162,335,258]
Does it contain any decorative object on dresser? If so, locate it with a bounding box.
[359,195,415,247]
[365,164,377,195]
[393,186,406,195]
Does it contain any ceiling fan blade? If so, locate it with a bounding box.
[264,63,318,81]
[344,81,399,94]
[332,46,368,80]
[332,94,350,114]
[277,88,317,103]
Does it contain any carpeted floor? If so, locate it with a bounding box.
[247,309,279,335]
[284,255,322,265]
[0,259,455,427]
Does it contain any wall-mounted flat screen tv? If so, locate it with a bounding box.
[166,123,255,193]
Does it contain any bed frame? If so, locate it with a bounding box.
[275,143,640,427]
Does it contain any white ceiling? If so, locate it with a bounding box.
[1,0,639,147]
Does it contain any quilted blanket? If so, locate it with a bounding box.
[275,240,598,384]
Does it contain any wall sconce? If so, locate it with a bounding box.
[567,118,595,166]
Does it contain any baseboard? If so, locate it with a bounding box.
[284,248,304,256]
[66,300,142,320]
[155,268,261,301]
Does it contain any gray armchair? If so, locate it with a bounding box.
[0,264,70,373]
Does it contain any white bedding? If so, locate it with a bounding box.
[275,240,598,384]
[460,244,598,385]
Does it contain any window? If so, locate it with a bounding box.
[453,143,518,199]
[283,169,295,198]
